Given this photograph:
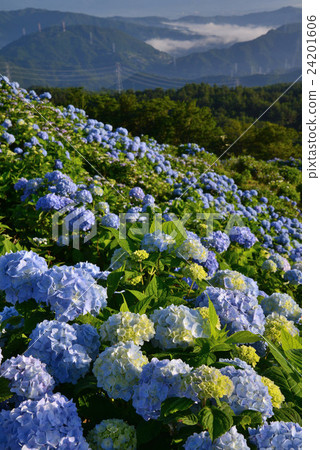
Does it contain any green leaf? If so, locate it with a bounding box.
[178,414,199,426]
[73,375,98,397]
[128,290,146,301]
[273,406,302,426]
[199,406,233,440]
[208,299,219,337]
[145,276,158,298]
[225,331,261,344]
[106,271,124,298]
[133,295,153,315]
[281,329,302,351]
[162,220,187,245]
[120,296,130,312]
[0,377,13,402]
[161,398,194,418]
[136,420,162,445]
[233,410,263,430]
[284,349,302,372]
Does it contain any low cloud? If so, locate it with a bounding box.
[146,22,273,55]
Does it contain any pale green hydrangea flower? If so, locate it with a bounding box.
[261,376,285,409]
[264,312,299,344]
[100,311,155,346]
[182,263,207,281]
[88,418,137,450]
[234,345,260,368]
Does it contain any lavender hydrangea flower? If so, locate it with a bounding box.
[75,189,93,204]
[0,250,48,304]
[196,287,265,335]
[249,421,302,449]
[68,206,95,232]
[284,269,302,286]
[0,355,54,399]
[229,226,258,248]
[34,265,107,321]
[101,213,120,229]
[0,393,89,449]
[26,320,100,384]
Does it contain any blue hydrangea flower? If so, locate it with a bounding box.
[26,320,100,384]
[220,359,273,419]
[0,355,54,399]
[284,269,302,285]
[201,231,230,253]
[142,194,155,205]
[0,393,89,449]
[101,213,120,229]
[54,159,63,170]
[75,189,93,204]
[195,251,219,277]
[129,187,145,201]
[229,226,258,248]
[14,177,28,191]
[34,265,107,321]
[184,431,212,450]
[213,426,250,449]
[132,358,191,420]
[0,250,48,304]
[196,287,265,335]
[249,421,302,449]
[36,194,73,211]
[260,293,302,323]
[141,231,176,252]
[2,131,15,144]
[55,177,78,196]
[212,270,259,296]
[0,306,22,335]
[67,206,95,232]
[74,261,110,280]
[268,254,291,272]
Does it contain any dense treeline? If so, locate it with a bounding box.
[32,82,301,160]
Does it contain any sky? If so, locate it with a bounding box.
[0,0,302,18]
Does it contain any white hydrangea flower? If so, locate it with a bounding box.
[150,304,210,349]
[93,341,148,401]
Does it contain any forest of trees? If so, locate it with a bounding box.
[32,82,302,160]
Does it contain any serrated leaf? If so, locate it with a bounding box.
[178,413,199,426]
[133,295,153,314]
[198,407,214,440]
[145,276,158,298]
[281,329,302,351]
[273,406,302,425]
[107,271,124,298]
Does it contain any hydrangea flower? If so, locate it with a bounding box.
[268,254,291,272]
[131,250,149,262]
[132,358,191,420]
[284,269,302,285]
[184,431,212,450]
[99,311,155,346]
[176,238,208,262]
[129,187,145,201]
[141,231,176,252]
[35,193,73,211]
[34,265,107,321]
[229,226,258,248]
[93,341,148,401]
[151,305,210,349]
[0,393,89,449]
[261,293,302,323]
[88,419,137,450]
[0,355,54,399]
[26,320,100,384]
[101,213,120,229]
[264,313,299,344]
[68,206,95,232]
[74,189,93,204]
[195,251,219,277]
[201,231,230,253]
[182,263,207,281]
[95,202,110,214]
[261,377,284,409]
[55,177,78,196]
[261,260,277,273]
[249,421,302,449]
[212,270,259,296]
[0,250,48,304]
[74,261,110,280]
[220,359,273,419]
[181,365,234,402]
[234,345,260,367]
[196,287,265,335]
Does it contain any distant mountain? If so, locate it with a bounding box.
[176,6,301,26]
[0,7,301,50]
[160,23,301,79]
[0,8,201,49]
[0,25,171,89]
